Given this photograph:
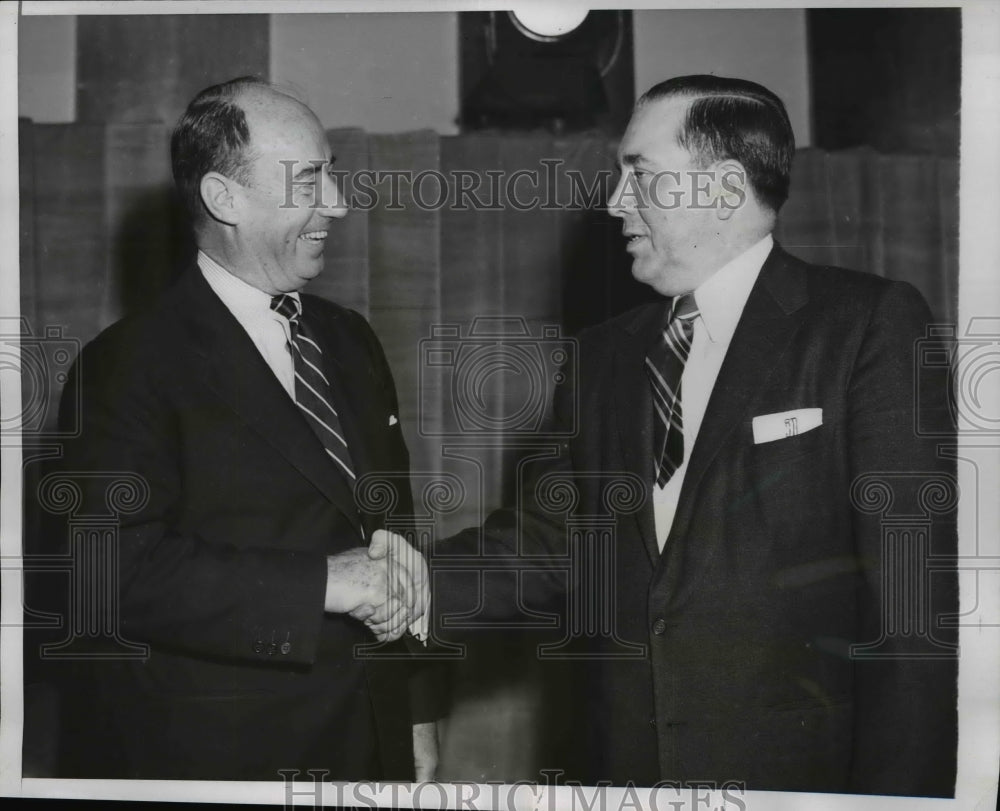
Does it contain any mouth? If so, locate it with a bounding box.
[298,230,328,245]
[624,233,647,250]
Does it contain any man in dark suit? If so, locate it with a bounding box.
[57,77,436,781]
[431,75,958,796]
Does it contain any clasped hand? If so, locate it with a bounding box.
[324,530,429,642]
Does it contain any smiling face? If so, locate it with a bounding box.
[608,96,725,297]
[230,90,347,294]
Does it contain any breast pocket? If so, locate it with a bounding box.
[751,423,826,464]
[748,423,841,553]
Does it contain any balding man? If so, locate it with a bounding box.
[58,77,436,781]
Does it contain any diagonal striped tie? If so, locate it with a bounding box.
[271,294,356,483]
[644,294,699,488]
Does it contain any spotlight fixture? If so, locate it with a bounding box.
[460,9,632,134]
[508,6,591,42]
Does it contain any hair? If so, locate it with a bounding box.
[637,75,795,213]
[170,75,269,226]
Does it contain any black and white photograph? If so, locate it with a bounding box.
[1,1,998,809]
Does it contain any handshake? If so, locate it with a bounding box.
[324,530,430,643]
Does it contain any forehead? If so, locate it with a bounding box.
[618,96,691,165]
[242,91,329,163]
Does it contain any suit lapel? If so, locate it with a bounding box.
[659,245,810,593]
[614,302,670,565]
[171,270,363,536]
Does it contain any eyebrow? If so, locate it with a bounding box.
[292,155,337,180]
[616,152,648,170]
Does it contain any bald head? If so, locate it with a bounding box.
[170,77,312,230]
[237,85,326,184]
[236,81,314,123]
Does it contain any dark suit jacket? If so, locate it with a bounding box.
[57,267,422,780]
[435,244,958,796]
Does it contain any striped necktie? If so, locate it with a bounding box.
[645,294,699,488]
[270,294,356,483]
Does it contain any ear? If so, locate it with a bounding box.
[199,172,240,226]
[715,159,748,221]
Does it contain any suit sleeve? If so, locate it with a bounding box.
[58,329,328,667]
[430,355,578,625]
[845,281,958,797]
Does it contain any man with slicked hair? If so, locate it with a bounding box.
[433,75,958,796]
[58,77,437,781]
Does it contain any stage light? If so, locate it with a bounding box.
[509,6,590,42]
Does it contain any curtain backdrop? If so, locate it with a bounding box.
[18,123,959,780]
[19,123,959,525]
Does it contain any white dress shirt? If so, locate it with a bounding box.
[653,234,773,549]
[198,250,298,400]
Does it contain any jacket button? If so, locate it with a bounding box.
[652,618,667,636]
[280,642,291,655]
[253,640,264,654]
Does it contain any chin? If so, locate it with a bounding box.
[631,264,680,298]
[631,262,662,291]
[298,258,325,280]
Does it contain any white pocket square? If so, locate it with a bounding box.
[388,414,398,426]
[752,408,822,444]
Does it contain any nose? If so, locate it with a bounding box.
[318,172,349,219]
[607,171,631,219]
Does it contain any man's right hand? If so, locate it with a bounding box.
[366,529,430,642]
[324,545,425,642]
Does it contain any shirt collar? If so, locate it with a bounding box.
[692,234,773,344]
[197,250,300,321]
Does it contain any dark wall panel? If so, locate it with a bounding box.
[103,124,186,326]
[30,125,108,352]
[808,8,960,156]
[77,14,270,124]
